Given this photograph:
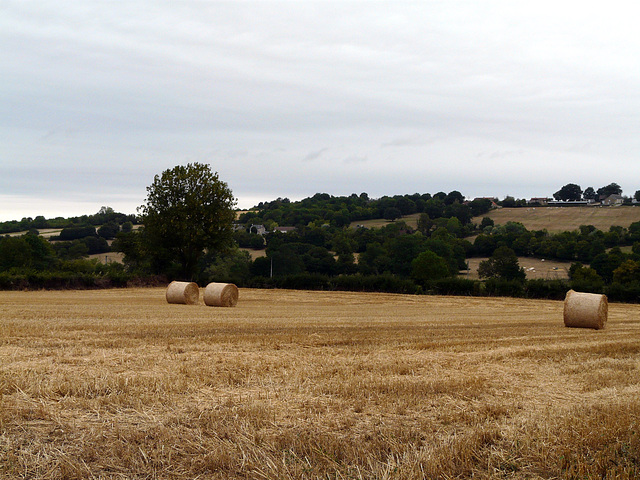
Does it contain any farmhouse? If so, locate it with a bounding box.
[601,194,624,206]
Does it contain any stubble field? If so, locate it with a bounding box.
[481,206,640,233]
[1,288,640,479]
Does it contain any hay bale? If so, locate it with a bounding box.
[204,282,239,307]
[563,289,607,330]
[166,281,200,305]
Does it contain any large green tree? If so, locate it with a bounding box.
[553,183,583,201]
[583,187,597,201]
[138,163,237,279]
[597,183,622,198]
[478,246,525,282]
[411,250,451,284]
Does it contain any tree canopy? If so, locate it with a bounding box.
[138,163,237,279]
[597,183,622,198]
[5,181,640,301]
[583,187,597,201]
[478,246,526,282]
[553,183,583,201]
[411,250,451,284]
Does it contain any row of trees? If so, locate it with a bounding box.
[112,165,640,302]
[0,230,128,290]
[552,182,640,202]
[239,191,493,230]
[2,164,640,301]
[0,209,139,289]
[0,207,137,235]
[473,219,640,290]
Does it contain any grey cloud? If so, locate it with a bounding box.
[476,149,526,160]
[343,155,368,164]
[303,148,329,162]
[381,138,419,148]
[1,1,639,220]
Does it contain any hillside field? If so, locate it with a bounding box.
[462,256,571,280]
[2,288,640,479]
[352,205,640,234]
[479,205,640,233]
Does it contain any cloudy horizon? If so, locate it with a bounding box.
[2,1,639,221]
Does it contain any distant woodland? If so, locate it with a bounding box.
[2,188,640,302]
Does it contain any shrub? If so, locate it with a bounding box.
[97,222,120,239]
[274,273,330,290]
[605,282,640,303]
[478,246,526,282]
[525,279,569,300]
[83,236,110,254]
[0,261,134,290]
[331,274,418,294]
[59,226,97,241]
[484,278,525,297]
[411,251,451,284]
[431,277,478,296]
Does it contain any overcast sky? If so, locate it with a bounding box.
[1,1,639,221]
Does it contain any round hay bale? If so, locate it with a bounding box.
[204,282,239,307]
[166,281,200,305]
[563,289,607,330]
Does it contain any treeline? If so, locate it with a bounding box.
[471,220,640,300]
[201,215,640,302]
[3,192,640,302]
[115,191,490,284]
[0,231,133,289]
[239,192,494,229]
[216,191,640,302]
[474,221,640,262]
[553,182,640,202]
[0,206,137,235]
[0,207,144,290]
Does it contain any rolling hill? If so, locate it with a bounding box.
[359,205,640,233]
[477,205,640,233]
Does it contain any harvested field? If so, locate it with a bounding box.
[352,205,640,234]
[478,205,640,233]
[1,288,640,479]
[462,257,571,280]
[87,251,125,264]
[6,228,63,238]
[240,247,267,260]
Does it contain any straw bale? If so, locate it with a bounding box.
[563,289,607,330]
[166,281,200,305]
[204,282,239,307]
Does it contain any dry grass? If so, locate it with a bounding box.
[462,257,571,280]
[1,288,640,479]
[7,228,64,238]
[239,248,267,261]
[87,252,125,264]
[480,206,640,233]
[351,205,640,234]
[350,218,404,229]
